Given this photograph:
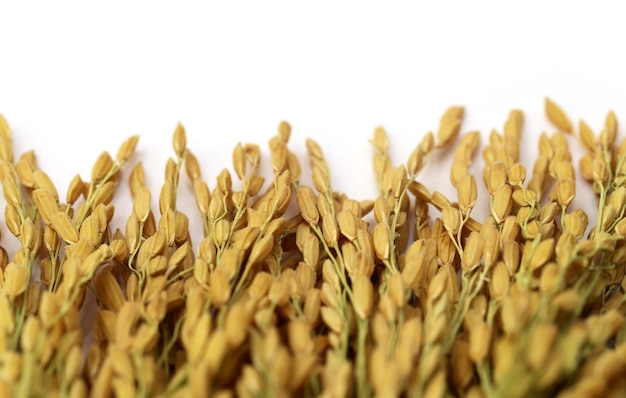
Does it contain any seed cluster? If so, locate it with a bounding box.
[0,99,626,397]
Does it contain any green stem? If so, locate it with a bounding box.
[9,252,35,350]
[134,351,149,398]
[166,266,194,285]
[157,317,184,368]
[387,173,416,272]
[17,351,36,397]
[165,367,188,396]
[311,225,354,302]
[442,270,484,354]
[356,319,370,398]
[596,183,607,236]
[75,165,120,228]
[230,208,278,301]
[477,361,495,398]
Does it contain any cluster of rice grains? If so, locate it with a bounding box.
[0,98,626,398]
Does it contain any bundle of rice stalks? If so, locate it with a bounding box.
[0,98,624,397]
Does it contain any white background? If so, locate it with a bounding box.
[1,1,625,255]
